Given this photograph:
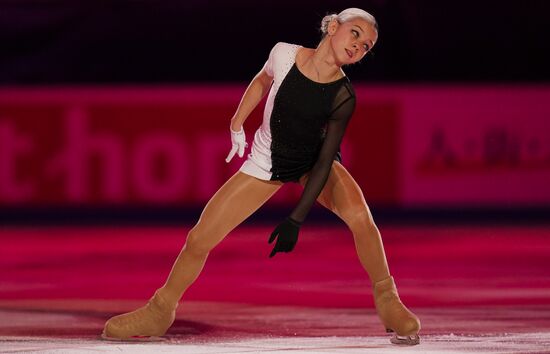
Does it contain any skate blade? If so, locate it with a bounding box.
[100,332,167,342]
[390,333,420,346]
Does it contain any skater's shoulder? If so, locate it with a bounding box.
[269,41,303,53]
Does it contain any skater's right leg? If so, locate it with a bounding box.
[102,172,283,340]
[157,172,283,305]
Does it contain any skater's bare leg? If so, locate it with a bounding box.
[298,161,389,283]
[158,172,283,305]
[299,161,420,345]
[103,171,283,339]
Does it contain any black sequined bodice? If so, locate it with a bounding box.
[269,63,349,182]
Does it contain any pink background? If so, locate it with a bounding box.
[1,86,549,208]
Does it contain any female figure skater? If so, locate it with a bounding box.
[102,8,420,345]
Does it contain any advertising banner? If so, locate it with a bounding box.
[1,86,548,208]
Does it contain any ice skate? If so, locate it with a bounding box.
[101,289,178,341]
[373,276,420,345]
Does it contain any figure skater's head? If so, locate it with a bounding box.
[320,8,378,65]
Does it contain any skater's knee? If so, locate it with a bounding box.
[184,227,217,256]
[341,207,377,233]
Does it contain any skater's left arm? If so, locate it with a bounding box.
[288,94,356,223]
[268,90,356,257]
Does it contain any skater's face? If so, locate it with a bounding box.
[327,18,377,65]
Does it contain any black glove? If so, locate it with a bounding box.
[268,217,302,258]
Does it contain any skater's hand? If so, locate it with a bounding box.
[225,127,248,163]
[268,217,301,258]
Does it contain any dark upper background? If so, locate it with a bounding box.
[1,0,548,84]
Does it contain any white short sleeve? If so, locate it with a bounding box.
[262,42,282,77]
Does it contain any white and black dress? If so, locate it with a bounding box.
[240,42,356,222]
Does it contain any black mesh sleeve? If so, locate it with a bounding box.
[289,82,356,223]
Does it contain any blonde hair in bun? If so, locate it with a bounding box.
[320,14,338,34]
[320,8,378,37]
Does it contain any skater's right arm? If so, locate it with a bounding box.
[229,43,278,131]
[225,44,278,162]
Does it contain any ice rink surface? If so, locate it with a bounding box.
[1,225,549,353]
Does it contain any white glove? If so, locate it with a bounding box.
[225,127,248,163]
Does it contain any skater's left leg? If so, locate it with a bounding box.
[298,161,420,344]
[298,161,389,283]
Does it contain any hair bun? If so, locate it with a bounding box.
[320,14,338,33]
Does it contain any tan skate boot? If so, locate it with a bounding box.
[373,276,420,345]
[102,289,178,341]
